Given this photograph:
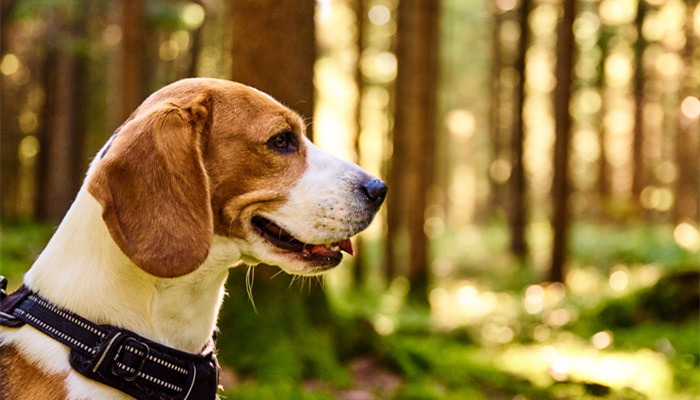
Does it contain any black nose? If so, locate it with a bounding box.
[361,178,388,208]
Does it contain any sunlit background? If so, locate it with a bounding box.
[1,0,698,398]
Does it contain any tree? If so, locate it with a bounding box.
[35,5,91,223]
[550,0,576,283]
[352,0,368,287]
[230,0,315,138]
[387,0,440,302]
[0,1,20,221]
[118,0,147,122]
[488,2,505,220]
[595,24,614,219]
[631,1,648,214]
[509,0,532,263]
[674,0,699,223]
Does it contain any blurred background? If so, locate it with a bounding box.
[1,0,699,399]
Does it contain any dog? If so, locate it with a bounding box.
[0,78,386,399]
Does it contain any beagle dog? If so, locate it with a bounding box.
[0,78,386,399]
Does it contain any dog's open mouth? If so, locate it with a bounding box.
[251,216,354,263]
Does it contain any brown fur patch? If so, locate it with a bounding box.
[88,79,309,276]
[0,344,68,399]
[88,96,214,278]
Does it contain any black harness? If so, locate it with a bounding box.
[0,277,220,400]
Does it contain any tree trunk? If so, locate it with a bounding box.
[352,0,367,287]
[550,0,576,283]
[631,2,647,214]
[35,8,91,223]
[119,0,147,122]
[0,2,20,221]
[230,0,316,138]
[510,0,531,263]
[674,0,699,223]
[596,28,612,220]
[488,4,505,221]
[391,0,440,302]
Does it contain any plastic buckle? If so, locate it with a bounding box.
[112,337,150,382]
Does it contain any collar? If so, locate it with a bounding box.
[0,278,220,400]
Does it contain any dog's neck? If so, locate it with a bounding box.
[23,185,240,354]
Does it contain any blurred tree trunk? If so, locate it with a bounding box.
[0,0,20,221]
[119,0,146,122]
[35,7,91,223]
[388,0,440,303]
[550,0,576,283]
[631,2,647,214]
[187,1,205,78]
[487,3,505,220]
[675,0,699,223]
[509,0,531,263]
[352,0,367,287]
[231,0,315,139]
[596,28,612,219]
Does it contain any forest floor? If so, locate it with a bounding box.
[1,222,698,400]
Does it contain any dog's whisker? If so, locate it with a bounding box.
[245,265,259,315]
[269,269,285,280]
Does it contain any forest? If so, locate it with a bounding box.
[1,0,699,399]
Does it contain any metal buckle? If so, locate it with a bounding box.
[112,337,150,382]
[1,276,8,300]
[0,276,20,324]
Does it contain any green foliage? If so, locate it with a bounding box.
[222,382,336,400]
[2,222,698,398]
[582,271,699,331]
[217,267,351,386]
[571,223,696,271]
[0,223,52,288]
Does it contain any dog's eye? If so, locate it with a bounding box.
[268,131,298,153]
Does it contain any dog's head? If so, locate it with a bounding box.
[87,78,386,278]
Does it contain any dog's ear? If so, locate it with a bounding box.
[88,96,213,278]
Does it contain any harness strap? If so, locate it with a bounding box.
[0,281,219,400]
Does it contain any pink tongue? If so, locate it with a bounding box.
[338,239,354,256]
[305,240,354,257]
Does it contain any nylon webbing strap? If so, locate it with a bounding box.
[1,284,219,400]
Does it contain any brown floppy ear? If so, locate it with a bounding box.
[88,96,213,278]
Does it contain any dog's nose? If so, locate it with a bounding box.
[361,178,388,208]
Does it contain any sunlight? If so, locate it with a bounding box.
[654,52,682,78]
[445,109,476,139]
[496,0,517,13]
[599,0,637,25]
[457,284,478,307]
[591,331,613,350]
[681,96,700,119]
[609,268,629,291]
[524,285,545,314]
[605,52,633,86]
[18,135,39,164]
[368,5,391,26]
[640,186,674,212]
[673,222,700,252]
[543,308,571,327]
[19,110,38,134]
[373,314,395,336]
[1,54,19,75]
[430,281,502,329]
[499,342,674,398]
[566,267,600,295]
[182,2,205,29]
